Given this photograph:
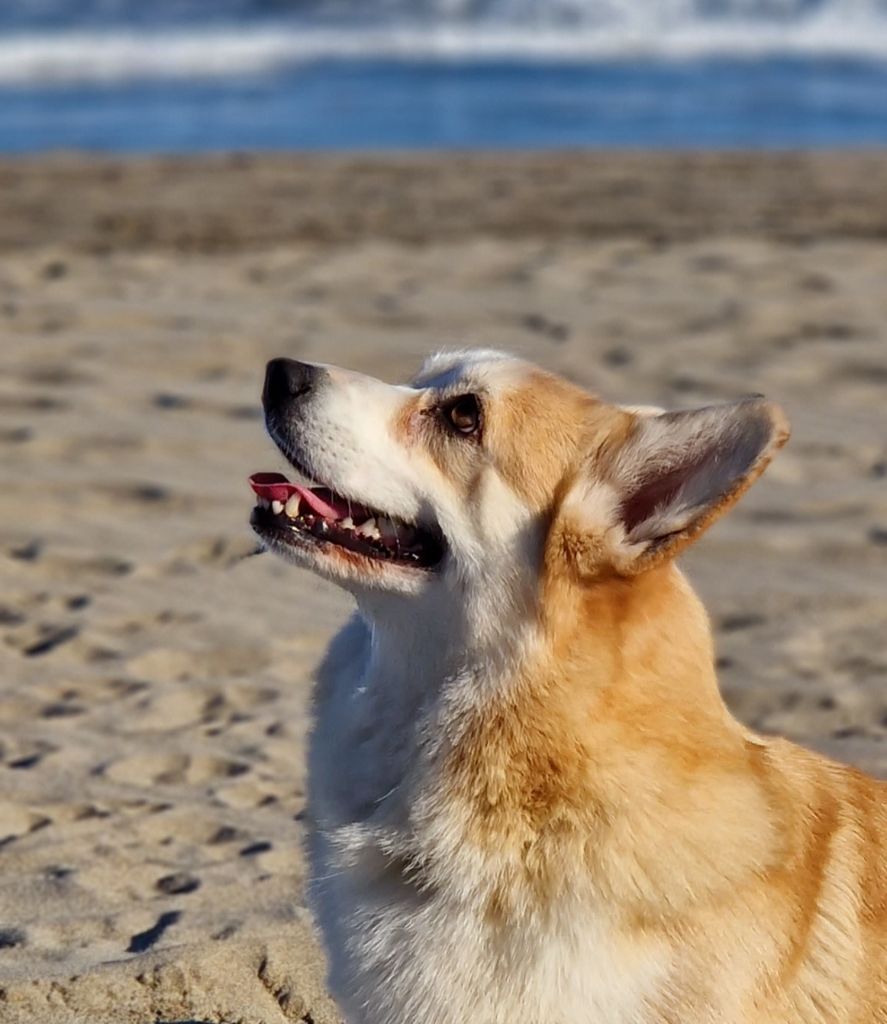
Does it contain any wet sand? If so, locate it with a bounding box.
[0,153,885,1023]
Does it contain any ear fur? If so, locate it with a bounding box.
[561,397,790,577]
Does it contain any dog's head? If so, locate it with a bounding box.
[250,350,788,612]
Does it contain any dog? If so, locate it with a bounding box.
[249,349,886,1024]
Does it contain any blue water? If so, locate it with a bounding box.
[2,59,887,152]
[0,1,886,151]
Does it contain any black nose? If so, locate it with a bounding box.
[263,358,316,411]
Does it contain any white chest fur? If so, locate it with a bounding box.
[304,615,668,1024]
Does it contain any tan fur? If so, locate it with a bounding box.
[437,374,887,1021]
[278,350,886,1024]
[489,369,598,512]
[447,563,886,1017]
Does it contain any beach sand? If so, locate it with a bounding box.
[0,153,885,1023]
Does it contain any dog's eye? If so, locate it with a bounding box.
[443,394,482,437]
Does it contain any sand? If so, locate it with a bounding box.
[0,153,885,1023]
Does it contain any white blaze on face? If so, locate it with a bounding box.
[295,365,429,526]
[412,351,542,557]
[299,351,546,560]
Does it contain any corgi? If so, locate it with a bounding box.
[249,349,886,1024]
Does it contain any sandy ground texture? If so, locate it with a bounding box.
[0,153,885,1023]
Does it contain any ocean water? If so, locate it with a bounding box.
[0,1,886,151]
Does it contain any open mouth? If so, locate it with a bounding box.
[249,472,444,571]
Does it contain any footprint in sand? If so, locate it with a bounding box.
[0,801,54,846]
[0,393,69,413]
[1,739,57,772]
[104,751,249,788]
[155,872,201,896]
[125,688,221,733]
[154,533,264,575]
[0,425,32,444]
[90,481,177,508]
[21,363,95,387]
[0,927,27,949]
[125,644,272,683]
[14,549,133,579]
[126,910,182,954]
[127,682,280,735]
[8,621,81,658]
[133,808,246,848]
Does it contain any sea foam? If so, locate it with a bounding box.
[1,2,887,87]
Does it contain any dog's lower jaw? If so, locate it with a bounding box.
[255,522,437,597]
[305,561,887,1024]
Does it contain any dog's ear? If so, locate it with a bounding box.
[558,398,790,577]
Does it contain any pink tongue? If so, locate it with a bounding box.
[249,473,350,520]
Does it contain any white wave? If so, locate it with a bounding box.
[1,15,887,86]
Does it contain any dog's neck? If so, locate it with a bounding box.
[354,578,538,714]
[350,563,765,913]
[538,561,738,733]
[353,561,738,743]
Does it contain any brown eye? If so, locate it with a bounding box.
[443,394,482,437]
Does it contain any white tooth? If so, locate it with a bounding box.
[285,495,301,518]
[355,517,377,538]
[259,497,270,510]
[271,500,284,515]
[340,516,354,530]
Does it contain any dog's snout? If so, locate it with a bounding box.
[263,358,317,411]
